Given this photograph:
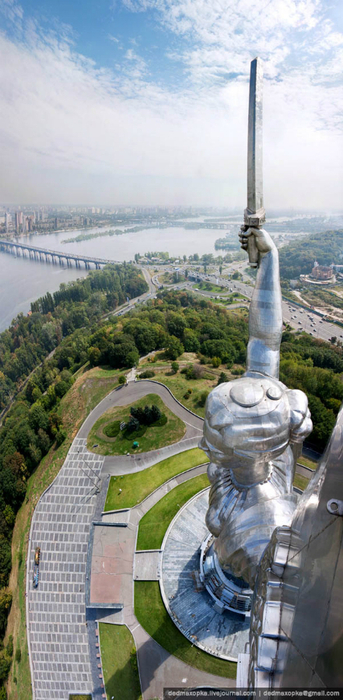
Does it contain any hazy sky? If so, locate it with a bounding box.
[1,0,343,208]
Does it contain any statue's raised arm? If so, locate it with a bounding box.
[199,58,313,601]
[240,226,282,378]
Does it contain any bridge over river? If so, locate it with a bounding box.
[0,239,121,268]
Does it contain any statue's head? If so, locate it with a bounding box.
[200,373,312,467]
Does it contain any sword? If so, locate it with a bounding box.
[243,57,265,267]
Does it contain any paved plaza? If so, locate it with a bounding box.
[90,524,135,607]
[27,437,104,700]
[160,490,250,661]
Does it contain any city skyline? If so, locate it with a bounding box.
[1,0,343,208]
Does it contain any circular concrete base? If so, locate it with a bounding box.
[160,488,250,662]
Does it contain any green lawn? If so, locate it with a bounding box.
[99,623,141,700]
[194,282,229,294]
[212,293,248,307]
[293,473,310,491]
[134,582,236,678]
[87,393,186,455]
[69,695,92,700]
[137,473,209,550]
[298,455,317,470]
[151,370,218,417]
[104,447,207,510]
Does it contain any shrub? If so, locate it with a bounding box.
[150,405,162,423]
[130,649,138,674]
[193,364,204,379]
[6,636,13,658]
[131,404,162,426]
[198,391,209,407]
[126,416,140,433]
[55,428,67,446]
[103,421,120,438]
[118,375,126,385]
[15,648,21,664]
[212,357,221,368]
[0,649,11,683]
[171,362,179,374]
[217,372,228,386]
[0,589,12,638]
[231,367,244,375]
[185,365,197,380]
[140,370,155,378]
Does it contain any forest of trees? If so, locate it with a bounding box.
[0,264,148,412]
[279,229,343,279]
[1,281,343,694]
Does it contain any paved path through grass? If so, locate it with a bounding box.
[79,380,203,477]
[105,447,206,510]
[136,473,209,549]
[90,464,237,698]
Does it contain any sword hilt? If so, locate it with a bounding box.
[243,207,266,268]
[241,223,259,267]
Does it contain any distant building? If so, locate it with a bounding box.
[5,212,10,232]
[311,261,334,281]
[14,211,23,232]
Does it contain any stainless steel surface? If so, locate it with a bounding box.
[201,232,312,590]
[245,229,283,378]
[248,404,343,688]
[244,58,266,267]
[200,537,253,615]
[327,498,343,516]
[245,58,264,221]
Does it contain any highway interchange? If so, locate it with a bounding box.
[127,263,342,346]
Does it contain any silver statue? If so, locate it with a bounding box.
[246,403,343,689]
[200,59,312,591]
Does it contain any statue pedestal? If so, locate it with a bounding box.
[200,537,253,617]
[160,489,250,662]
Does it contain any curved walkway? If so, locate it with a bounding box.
[79,380,203,476]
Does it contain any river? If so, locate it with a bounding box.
[0,224,234,332]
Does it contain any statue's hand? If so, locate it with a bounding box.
[239,227,276,256]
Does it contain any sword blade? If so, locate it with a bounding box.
[244,57,265,266]
[247,57,264,215]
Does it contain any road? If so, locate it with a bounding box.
[110,262,341,345]
[79,379,203,476]
[160,267,341,344]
